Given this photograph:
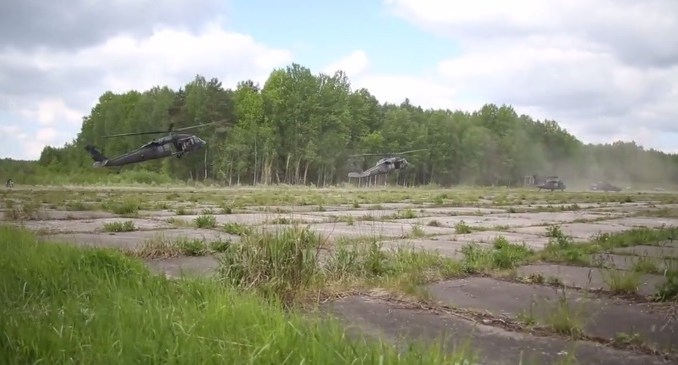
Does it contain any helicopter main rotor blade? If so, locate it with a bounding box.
[104,130,168,138]
[391,148,428,155]
[104,120,223,138]
[172,122,215,132]
[349,148,428,157]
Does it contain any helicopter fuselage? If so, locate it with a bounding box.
[348,157,410,178]
[89,134,207,168]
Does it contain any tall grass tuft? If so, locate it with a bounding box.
[218,225,324,305]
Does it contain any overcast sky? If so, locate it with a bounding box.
[1,0,677,160]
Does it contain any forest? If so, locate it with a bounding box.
[4,63,678,187]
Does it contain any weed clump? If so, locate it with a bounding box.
[195,214,217,228]
[218,226,323,305]
[461,236,533,273]
[655,269,678,301]
[102,220,136,232]
[102,198,140,216]
[128,236,217,258]
[223,222,252,236]
[454,220,472,234]
[3,202,43,220]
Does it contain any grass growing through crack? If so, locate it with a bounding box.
[0,225,471,365]
[539,225,678,268]
[195,214,217,228]
[102,220,136,232]
[216,226,465,306]
[218,226,323,304]
[125,235,230,258]
[544,291,585,337]
[3,202,44,220]
[101,198,140,216]
[601,268,642,295]
[655,260,678,301]
[325,238,463,298]
[460,236,534,273]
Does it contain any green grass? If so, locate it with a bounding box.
[195,214,217,228]
[538,225,678,267]
[125,235,227,258]
[218,226,465,304]
[459,236,535,273]
[0,225,470,364]
[102,220,136,232]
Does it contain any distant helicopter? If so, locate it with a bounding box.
[536,176,566,191]
[85,122,218,168]
[347,149,427,179]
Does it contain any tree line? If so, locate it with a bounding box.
[26,63,678,187]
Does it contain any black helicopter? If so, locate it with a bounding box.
[85,122,214,168]
[347,149,427,178]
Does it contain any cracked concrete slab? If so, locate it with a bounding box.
[161,212,327,226]
[602,217,678,229]
[301,221,455,240]
[590,253,677,272]
[514,223,630,240]
[516,264,667,297]
[611,245,678,259]
[38,209,119,220]
[325,295,671,365]
[11,217,176,234]
[418,206,507,215]
[379,237,486,259]
[308,209,409,219]
[43,229,238,250]
[496,211,615,225]
[397,215,542,230]
[428,277,678,352]
[442,231,551,250]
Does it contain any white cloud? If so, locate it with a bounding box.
[354,73,467,111]
[323,50,370,78]
[0,124,61,160]
[0,23,293,160]
[19,99,82,126]
[374,0,678,151]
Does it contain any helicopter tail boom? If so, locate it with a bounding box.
[348,171,368,178]
[85,145,109,166]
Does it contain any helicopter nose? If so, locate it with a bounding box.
[197,138,207,148]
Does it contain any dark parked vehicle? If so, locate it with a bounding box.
[590,181,622,192]
[537,178,566,191]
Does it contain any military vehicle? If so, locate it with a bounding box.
[536,176,566,191]
[590,181,622,192]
